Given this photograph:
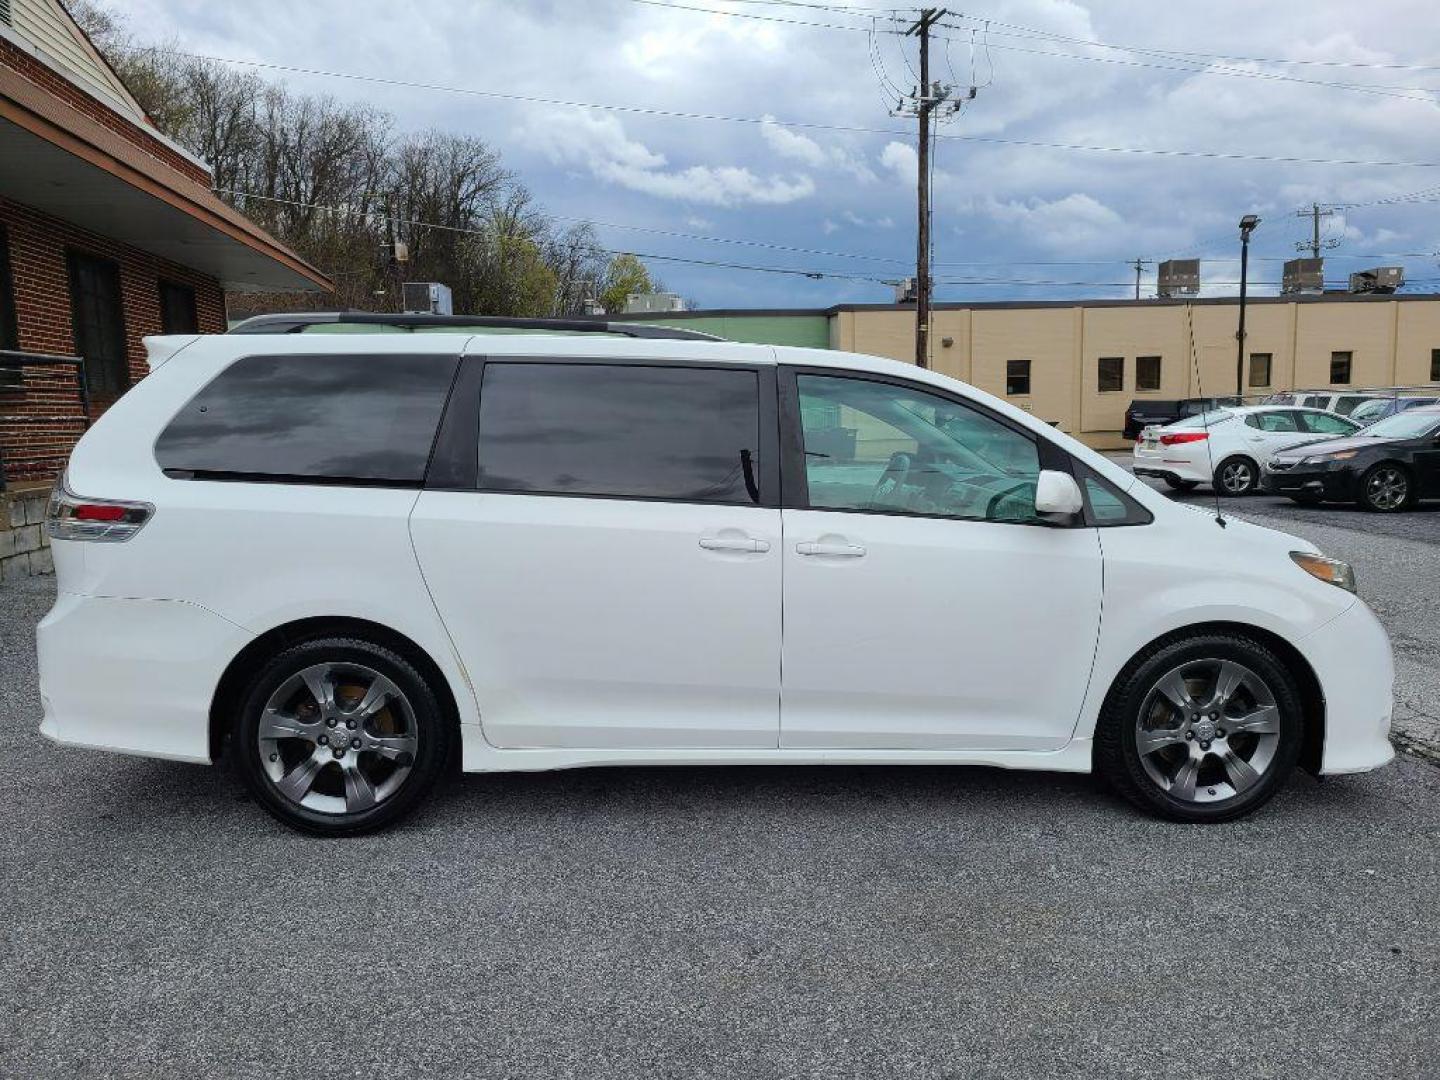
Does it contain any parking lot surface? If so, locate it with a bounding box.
[3,490,1437,1080]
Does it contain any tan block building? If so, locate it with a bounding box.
[623,294,1440,449]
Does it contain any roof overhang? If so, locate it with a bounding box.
[0,65,330,293]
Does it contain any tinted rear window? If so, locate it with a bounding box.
[476,362,760,504]
[155,353,459,484]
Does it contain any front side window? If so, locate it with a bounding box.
[1249,353,1272,388]
[1301,411,1357,435]
[1330,351,1353,384]
[796,375,1040,524]
[477,363,761,504]
[156,353,459,483]
[1098,357,1124,392]
[1006,359,1031,396]
[1135,355,1161,391]
[67,250,128,398]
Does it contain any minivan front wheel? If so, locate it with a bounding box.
[1096,634,1302,823]
[233,637,450,835]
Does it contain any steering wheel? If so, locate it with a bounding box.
[869,452,913,510]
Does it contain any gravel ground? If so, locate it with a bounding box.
[3,493,1438,1079]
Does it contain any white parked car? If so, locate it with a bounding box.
[37,316,1394,834]
[1132,405,1362,495]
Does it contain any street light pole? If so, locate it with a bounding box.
[1236,214,1260,397]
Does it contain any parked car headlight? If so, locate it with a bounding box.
[1290,551,1356,593]
[1302,450,1358,464]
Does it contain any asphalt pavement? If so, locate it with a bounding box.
[2,490,1437,1079]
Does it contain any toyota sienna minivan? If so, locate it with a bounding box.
[37,315,1395,834]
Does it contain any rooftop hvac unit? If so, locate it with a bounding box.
[894,277,917,304]
[1282,258,1324,295]
[401,282,453,315]
[623,292,686,314]
[1156,259,1200,298]
[1347,266,1405,295]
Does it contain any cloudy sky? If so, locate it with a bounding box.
[119,0,1440,308]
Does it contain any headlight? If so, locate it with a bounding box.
[1302,450,1359,464]
[1290,551,1356,593]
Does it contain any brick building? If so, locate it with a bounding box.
[0,0,330,500]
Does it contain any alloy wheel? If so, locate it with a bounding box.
[1365,466,1408,511]
[1219,460,1254,495]
[258,662,419,815]
[1134,658,1281,804]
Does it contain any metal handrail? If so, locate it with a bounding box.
[0,350,91,493]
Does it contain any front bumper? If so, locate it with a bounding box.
[1261,463,1359,501]
[37,591,253,763]
[1299,599,1395,775]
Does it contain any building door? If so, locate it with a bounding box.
[66,251,128,399]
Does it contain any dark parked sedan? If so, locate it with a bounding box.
[1261,404,1440,512]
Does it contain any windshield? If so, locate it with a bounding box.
[1364,411,1440,439]
[1349,399,1392,423]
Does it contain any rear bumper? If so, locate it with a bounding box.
[37,591,253,764]
[1299,600,1395,775]
[1132,453,1209,484]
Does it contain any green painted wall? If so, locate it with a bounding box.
[628,314,831,349]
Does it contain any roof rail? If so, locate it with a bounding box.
[226,311,722,341]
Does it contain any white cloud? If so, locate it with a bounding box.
[841,210,894,228]
[880,141,918,185]
[760,115,828,167]
[524,110,814,207]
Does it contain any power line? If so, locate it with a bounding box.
[621,0,1440,101]
[938,11,1440,77]
[150,49,1440,169]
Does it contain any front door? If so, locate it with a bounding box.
[779,370,1103,751]
[410,358,781,750]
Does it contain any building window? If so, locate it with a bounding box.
[1006,359,1031,396]
[1249,353,1272,388]
[1329,351,1353,385]
[1097,356,1124,392]
[158,280,198,334]
[66,250,128,398]
[0,225,18,389]
[1135,355,1162,391]
[1431,348,1440,382]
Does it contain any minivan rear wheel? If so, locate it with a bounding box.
[232,636,451,835]
[1095,633,1303,823]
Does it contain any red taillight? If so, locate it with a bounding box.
[47,473,153,542]
[71,503,128,522]
[1159,431,1209,446]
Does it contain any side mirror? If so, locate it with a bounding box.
[1034,469,1085,521]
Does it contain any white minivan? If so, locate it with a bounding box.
[37,315,1394,834]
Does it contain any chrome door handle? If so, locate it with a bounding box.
[796,541,866,558]
[699,535,771,553]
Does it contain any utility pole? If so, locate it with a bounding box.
[905,8,948,369]
[1131,257,1151,301]
[1295,202,1338,260]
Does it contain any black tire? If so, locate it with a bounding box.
[1163,477,1200,492]
[231,636,452,836]
[1356,462,1413,513]
[1094,633,1303,823]
[1213,456,1259,496]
